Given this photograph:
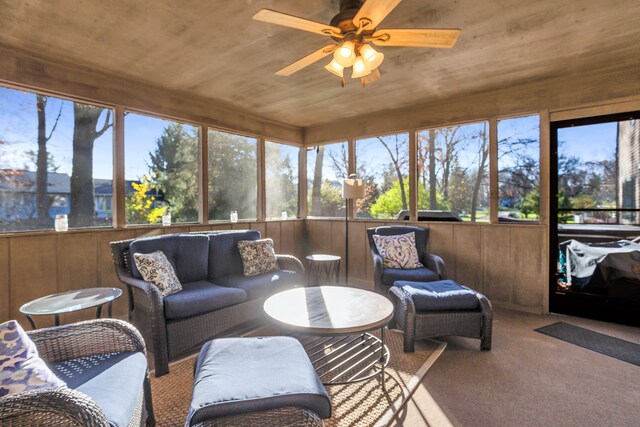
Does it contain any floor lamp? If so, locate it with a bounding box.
[342,175,365,286]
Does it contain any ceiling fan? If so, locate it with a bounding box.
[253,0,461,86]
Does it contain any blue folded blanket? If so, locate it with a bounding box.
[394,280,480,311]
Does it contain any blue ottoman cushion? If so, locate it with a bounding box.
[186,336,331,426]
[394,280,480,311]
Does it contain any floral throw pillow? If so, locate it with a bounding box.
[237,238,280,277]
[133,250,182,297]
[373,232,423,269]
[0,320,66,397]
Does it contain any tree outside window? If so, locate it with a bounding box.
[0,86,113,231]
[265,141,299,219]
[497,115,540,221]
[306,142,348,217]
[124,113,199,225]
[208,129,257,221]
[355,133,410,219]
[417,122,489,221]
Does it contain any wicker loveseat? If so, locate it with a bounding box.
[110,230,304,376]
[0,319,155,426]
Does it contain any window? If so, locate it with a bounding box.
[556,119,636,224]
[355,133,409,219]
[497,115,540,221]
[265,141,299,219]
[417,122,489,222]
[208,129,257,220]
[306,142,348,217]
[124,113,199,225]
[0,86,113,231]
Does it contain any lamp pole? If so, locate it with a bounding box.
[345,197,350,285]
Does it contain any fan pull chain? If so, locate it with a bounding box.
[341,78,345,88]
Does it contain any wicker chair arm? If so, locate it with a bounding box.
[27,319,146,364]
[372,252,385,293]
[476,292,493,350]
[276,254,305,275]
[0,387,109,426]
[422,253,447,279]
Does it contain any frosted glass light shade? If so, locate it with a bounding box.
[359,44,384,70]
[351,56,371,78]
[334,41,356,67]
[342,178,365,199]
[325,59,344,77]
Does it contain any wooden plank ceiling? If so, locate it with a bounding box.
[0,0,639,127]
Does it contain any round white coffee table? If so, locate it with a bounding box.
[264,286,394,385]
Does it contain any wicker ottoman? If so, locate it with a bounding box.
[185,336,331,427]
[389,280,493,352]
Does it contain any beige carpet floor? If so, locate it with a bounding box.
[150,329,446,427]
[391,308,640,427]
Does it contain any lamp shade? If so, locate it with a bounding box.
[334,41,356,67]
[359,44,384,70]
[342,178,365,199]
[351,56,371,78]
[325,59,344,77]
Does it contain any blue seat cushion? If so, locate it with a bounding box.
[394,280,480,311]
[214,270,300,299]
[163,281,247,320]
[50,352,146,427]
[129,234,210,283]
[208,231,261,279]
[187,337,331,426]
[382,267,440,286]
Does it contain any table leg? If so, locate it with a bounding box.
[380,326,386,389]
[54,314,60,327]
[96,304,103,319]
[25,315,37,330]
[107,301,113,318]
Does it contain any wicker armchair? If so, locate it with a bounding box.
[111,231,305,377]
[367,226,447,294]
[0,319,155,426]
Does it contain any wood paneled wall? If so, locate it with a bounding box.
[305,219,548,314]
[0,220,306,329]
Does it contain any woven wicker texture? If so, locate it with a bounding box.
[150,328,442,427]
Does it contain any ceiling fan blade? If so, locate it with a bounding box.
[253,9,342,38]
[353,0,403,31]
[370,28,461,48]
[276,45,337,76]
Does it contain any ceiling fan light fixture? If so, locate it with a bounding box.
[325,59,344,77]
[351,55,371,78]
[334,40,356,67]
[359,44,384,70]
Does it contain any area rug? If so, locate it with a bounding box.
[535,321,640,366]
[150,328,446,427]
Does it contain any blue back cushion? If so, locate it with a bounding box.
[129,234,210,283]
[208,230,261,279]
[368,226,428,259]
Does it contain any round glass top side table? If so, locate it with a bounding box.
[305,254,341,286]
[19,287,123,329]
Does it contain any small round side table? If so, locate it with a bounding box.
[306,254,341,286]
[19,287,123,329]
